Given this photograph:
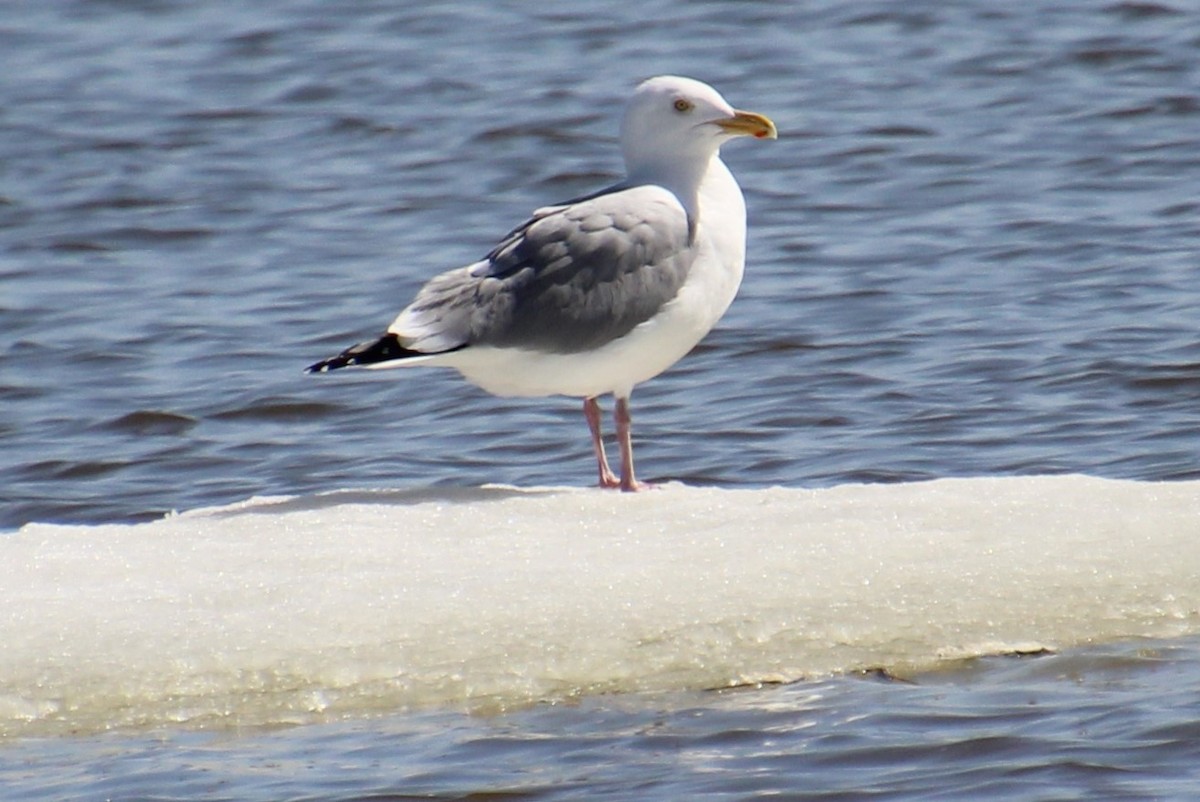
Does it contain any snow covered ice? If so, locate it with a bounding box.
[1,476,1197,737]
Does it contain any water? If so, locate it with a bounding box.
[2,0,1199,798]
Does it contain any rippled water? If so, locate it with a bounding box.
[2,0,1199,799]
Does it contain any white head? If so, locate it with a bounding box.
[619,75,776,183]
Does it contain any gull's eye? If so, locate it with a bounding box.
[673,98,694,113]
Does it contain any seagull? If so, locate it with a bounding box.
[307,75,776,491]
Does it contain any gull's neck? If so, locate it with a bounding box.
[626,150,722,224]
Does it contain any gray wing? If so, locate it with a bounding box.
[390,184,696,354]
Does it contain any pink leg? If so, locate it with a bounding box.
[584,397,620,489]
[614,396,652,492]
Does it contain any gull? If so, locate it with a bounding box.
[307,75,776,491]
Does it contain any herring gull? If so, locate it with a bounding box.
[307,75,776,491]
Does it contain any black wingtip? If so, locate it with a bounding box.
[306,333,423,374]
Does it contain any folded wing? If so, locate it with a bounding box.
[390,184,696,355]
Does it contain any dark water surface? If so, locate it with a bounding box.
[2,0,1199,798]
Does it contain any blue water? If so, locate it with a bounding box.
[2,0,1199,799]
